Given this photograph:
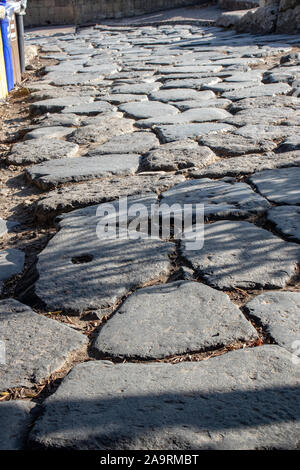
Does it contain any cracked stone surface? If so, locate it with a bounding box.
[94,281,258,359]
[33,200,174,313]
[155,123,234,142]
[118,101,179,119]
[141,142,217,171]
[34,174,186,222]
[0,401,38,450]
[26,154,141,189]
[67,116,135,145]
[181,220,300,290]
[250,167,300,205]
[246,292,300,356]
[29,346,300,450]
[190,151,300,178]
[0,249,25,293]
[0,218,18,238]
[88,131,159,155]
[267,206,300,242]
[161,179,270,218]
[7,139,79,165]
[0,299,88,391]
[29,96,94,114]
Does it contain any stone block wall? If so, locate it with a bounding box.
[25,0,208,27]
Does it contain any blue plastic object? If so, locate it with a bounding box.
[0,2,14,91]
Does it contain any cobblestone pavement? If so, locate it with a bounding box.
[1,22,300,450]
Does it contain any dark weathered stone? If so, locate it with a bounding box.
[0,299,88,391]
[94,281,258,359]
[29,346,300,450]
[181,220,300,290]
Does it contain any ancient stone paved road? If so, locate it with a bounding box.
[1,22,300,450]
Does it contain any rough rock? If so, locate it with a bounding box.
[33,217,174,313]
[88,132,159,155]
[0,249,25,292]
[267,206,300,242]
[29,97,93,115]
[0,299,88,391]
[7,139,79,165]
[246,292,300,355]
[61,101,115,116]
[141,144,217,172]
[223,83,291,101]
[190,151,300,178]
[26,154,141,190]
[118,101,179,119]
[250,167,300,204]
[0,401,37,450]
[29,346,300,450]
[181,220,300,289]
[94,281,258,359]
[0,218,18,238]
[155,123,234,143]
[34,174,186,223]
[24,126,74,140]
[161,179,270,218]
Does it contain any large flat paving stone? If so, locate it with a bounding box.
[234,125,300,141]
[181,220,300,290]
[34,174,186,223]
[249,167,300,205]
[29,96,94,115]
[61,101,115,116]
[7,139,79,165]
[246,292,300,356]
[118,101,179,119]
[161,179,270,218]
[24,126,74,140]
[89,132,159,155]
[155,123,234,143]
[142,142,217,172]
[0,299,88,391]
[267,206,300,242]
[278,136,300,153]
[0,249,25,292]
[198,133,276,156]
[190,151,300,178]
[149,89,214,103]
[0,218,18,238]
[161,77,221,89]
[33,205,174,313]
[158,65,223,74]
[174,98,232,111]
[222,83,291,101]
[223,107,297,127]
[94,281,258,360]
[111,83,160,95]
[26,154,141,190]
[0,401,37,450]
[228,95,300,113]
[34,113,80,128]
[67,117,135,146]
[28,346,300,450]
[102,94,148,105]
